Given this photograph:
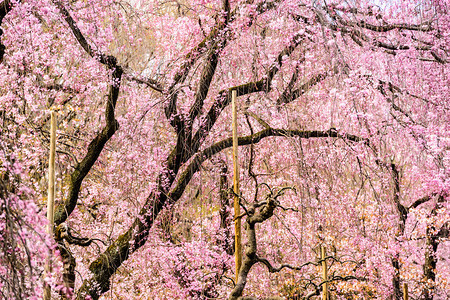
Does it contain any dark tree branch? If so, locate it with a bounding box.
[222,0,230,23]
[256,256,318,273]
[356,20,433,32]
[39,82,81,94]
[188,48,220,124]
[423,194,448,300]
[409,194,434,209]
[192,32,304,150]
[55,223,105,247]
[54,1,118,68]
[52,1,127,225]
[0,0,14,63]
[431,50,448,64]
[390,163,408,229]
[56,1,165,94]
[170,127,366,201]
[276,63,300,105]
[57,242,76,299]
[244,110,271,129]
[54,66,122,225]
[0,1,12,22]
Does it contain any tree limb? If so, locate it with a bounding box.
[170,127,366,201]
[0,0,14,63]
[54,1,117,68]
[54,67,122,225]
[192,32,304,149]
[409,194,434,210]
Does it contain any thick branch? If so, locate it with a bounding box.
[423,194,448,300]
[124,72,164,93]
[244,110,270,129]
[390,163,407,229]
[192,33,304,149]
[256,256,317,273]
[170,128,366,201]
[0,0,14,63]
[356,20,433,32]
[276,64,300,105]
[55,223,103,247]
[52,1,124,226]
[55,1,117,68]
[409,195,433,209]
[188,48,220,123]
[0,0,12,22]
[54,66,122,225]
[431,50,448,64]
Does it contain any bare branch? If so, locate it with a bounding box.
[256,256,318,273]
[431,50,448,64]
[55,223,105,247]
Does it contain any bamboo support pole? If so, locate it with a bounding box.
[44,111,57,300]
[321,246,328,300]
[403,283,408,300]
[232,89,242,282]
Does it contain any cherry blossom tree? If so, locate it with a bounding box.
[0,0,448,299]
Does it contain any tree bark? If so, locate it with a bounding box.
[219,165,233,255]
[422,195,449,300]
[58,242,76,299]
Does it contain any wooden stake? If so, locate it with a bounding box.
[44,111,57,300]
[321,246,328,300]
[403,283,408,300]
[232,89,242,283]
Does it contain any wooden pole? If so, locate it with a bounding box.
[321,246,328,300]
[403,283,408,300]
[232,89,242,283]
[44,111,57,300]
